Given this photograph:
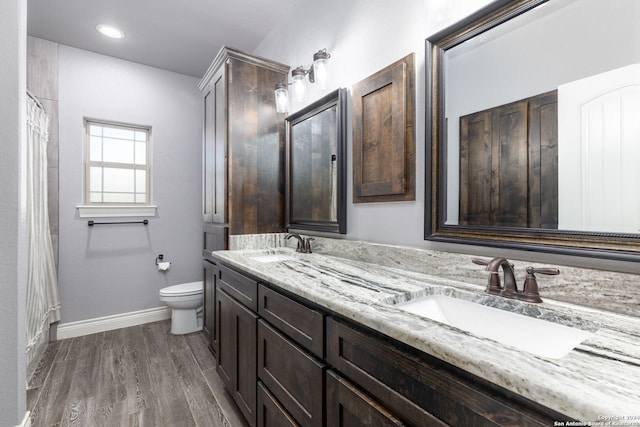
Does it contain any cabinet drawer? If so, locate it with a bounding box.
[258,284,324,358]
[326,370,406,427]
[327,318,554,427]
[258,320,325,427]
[257,381,298,427]
[218,263,258,311]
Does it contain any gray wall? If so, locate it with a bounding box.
[57,46,203,323]
[254,0,638,274]
[0,0,28,423]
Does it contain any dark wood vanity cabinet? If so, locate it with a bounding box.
[215,262,565,427]
[215,264,326,427]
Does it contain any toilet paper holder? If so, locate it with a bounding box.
[155,254,164,265]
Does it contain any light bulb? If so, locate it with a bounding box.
[313,58,328,88]
[275,84,289,114]
[291,68,306,103]
[312,49,330,89]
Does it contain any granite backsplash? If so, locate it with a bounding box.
[229,233,640,318]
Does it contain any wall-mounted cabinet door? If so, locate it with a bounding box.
[352,53,415,203]
[203,67,227,224]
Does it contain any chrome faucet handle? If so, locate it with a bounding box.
[472,258,502,294]
[517,266,560,303]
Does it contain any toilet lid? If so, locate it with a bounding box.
[160,281,203,297]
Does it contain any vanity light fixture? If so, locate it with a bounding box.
[96,24,125,39]
[274,48,331,113]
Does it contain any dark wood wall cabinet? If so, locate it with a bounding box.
[352,53,416,203]
[212,261,569,427]
[200,47,290,250]
[459,90,558,228]
[200,48,288,364]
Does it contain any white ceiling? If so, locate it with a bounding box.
[27,0,299,78]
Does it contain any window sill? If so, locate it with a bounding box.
[76,205,157,218]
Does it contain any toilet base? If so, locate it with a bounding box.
[170,308,202,334]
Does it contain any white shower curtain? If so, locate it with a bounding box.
[26,94,61,366]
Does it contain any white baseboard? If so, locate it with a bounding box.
[16,411,31,427]
[57,307,171,340]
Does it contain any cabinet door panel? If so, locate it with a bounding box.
[227,59,285,235]
[352,53,415,203]
[216,288,234,389]
[258,284,324,358]
[257,381,298,427]
[492,100,529,227]
[258,320,324,427]
[216,287,258,427]
[218,263,258,311]
[235,299,259,427]
[203,87,215,222]
[213,70,226,223]
[459,110,492,225]
[203,260,217,355]
[326,370,405,427]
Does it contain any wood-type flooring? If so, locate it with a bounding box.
[27,320,248,427]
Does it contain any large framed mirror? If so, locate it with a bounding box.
[286,88,347,234]
[426,0,640,261]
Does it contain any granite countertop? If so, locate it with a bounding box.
[210,246,640,424]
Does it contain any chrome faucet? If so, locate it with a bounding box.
[285,233,314,253]
[472,257,559,303]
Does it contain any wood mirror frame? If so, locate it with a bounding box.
[425,0,640,261]
[286,88,347,234]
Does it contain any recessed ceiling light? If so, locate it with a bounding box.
[96,24,125,39]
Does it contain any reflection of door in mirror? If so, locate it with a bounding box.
[459,91,558,228]
[291,106,338,222]
[558,63,640,233]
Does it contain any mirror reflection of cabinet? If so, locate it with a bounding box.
[459,91,558,228]
[286,88,347,234]
[426,0,640,259]
[200,47,289,250]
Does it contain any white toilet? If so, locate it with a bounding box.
[159,281,203,334]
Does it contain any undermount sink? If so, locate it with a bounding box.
[250,253,296,263]
[394,294,594,359]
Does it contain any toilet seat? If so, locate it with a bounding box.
[159,281,202,297]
